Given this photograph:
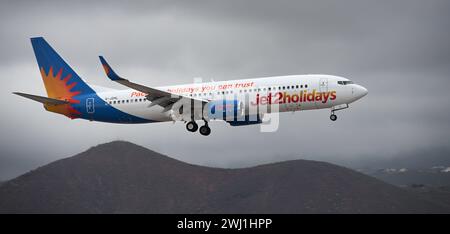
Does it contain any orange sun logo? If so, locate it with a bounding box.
[40,66,82,119]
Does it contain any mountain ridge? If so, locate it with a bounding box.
[0,141,448,213]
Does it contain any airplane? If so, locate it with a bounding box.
[14,37,368,136]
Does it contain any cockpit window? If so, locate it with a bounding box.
[337,80,353,85]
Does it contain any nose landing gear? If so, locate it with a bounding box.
[329,104,348,121]
[330,113,337,121]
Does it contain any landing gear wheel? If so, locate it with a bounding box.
[330,114,337,121]
[199,124,211,136]
[186,121,198,132]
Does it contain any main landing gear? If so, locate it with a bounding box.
[186,121,198,132]
[199,122,211,136]
[186,120,211,136]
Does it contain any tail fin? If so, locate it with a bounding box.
[30,37,95,101]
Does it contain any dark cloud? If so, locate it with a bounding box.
[1,0,450,180]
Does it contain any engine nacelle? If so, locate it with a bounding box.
[206,100,244,120]
[227,115,262,126]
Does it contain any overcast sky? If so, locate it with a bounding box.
[1,0,450,180]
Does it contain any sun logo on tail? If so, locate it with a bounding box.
[40,67,82,118]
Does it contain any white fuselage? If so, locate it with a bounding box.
[96,74,368,122]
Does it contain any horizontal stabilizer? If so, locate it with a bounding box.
[13,92,69,105]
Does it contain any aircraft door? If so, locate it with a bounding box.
[319,78,328,92]
[86,97,95,121]
[316,78,329,108]
[86,98,95,114]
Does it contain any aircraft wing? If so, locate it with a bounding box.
[99,56,207,112]
[13,92,69,105]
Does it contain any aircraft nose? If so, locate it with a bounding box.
[360,85,368,97]
[353,85,368,100]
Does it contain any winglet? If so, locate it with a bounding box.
[99,56,125,81]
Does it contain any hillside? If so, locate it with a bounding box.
[0,141,448,213]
